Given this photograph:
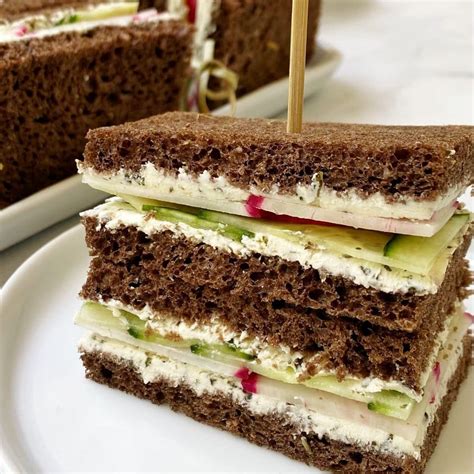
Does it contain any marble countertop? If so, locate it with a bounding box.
[284,0,473,125]
[1,0,472,286]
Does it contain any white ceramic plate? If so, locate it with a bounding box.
[0,225,472,473]
[0,44,341,252]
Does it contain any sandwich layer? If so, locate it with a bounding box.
[0,20,192,207]
[76,300,470,412]
[81,112,474,213]
[79,333,471,472]
[0,2,147,43]
[80,164,461,236]
[81,201,472,331]
[0,0,109,21]
[80,209,470,391]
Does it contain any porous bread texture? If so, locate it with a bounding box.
[80,334,472,473]
[0,0,106,21]
[209,0,320,100]
[82,112,474,202]
[0,22,193,207]
[80,216,472,391]
[81,215,472,332]
[139,0,166,10]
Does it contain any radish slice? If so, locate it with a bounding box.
[235,367,259,393]
[246,195,335,226]
[245,195,265,217]
[464,312,474,324]
[186,0,197,23]
[248,195,456,237]
[81,171,459,237]
[433,362,441,384]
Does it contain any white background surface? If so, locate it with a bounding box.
[282,0,474,126]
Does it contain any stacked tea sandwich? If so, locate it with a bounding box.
[76,112,473,472]
[0,0,192,206]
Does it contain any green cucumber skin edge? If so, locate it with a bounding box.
[81,302,416,419]
[143,205,254,242]
[127,326,143,340]
[383,235,399,256]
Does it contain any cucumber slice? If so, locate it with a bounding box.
[199,208,285,234]
[115,196,469,275]
[367,390,414,418]
[383,213,470,271]
[303,375,414,420]
[219,342,257,361]
[190,343,207,355]
[118,193,201,216]
[76,302,416,419]
[154,206,220,230]
[74,2,139,23]
[199,208,469,276]
[76,302,190,348]
[118,193,185,213]
[186,337,414,419]
[149,205,254,243]
[77,303,256,361]
[54,13,79,25]
[189,342,256,361]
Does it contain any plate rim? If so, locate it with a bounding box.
[0,224,84,473]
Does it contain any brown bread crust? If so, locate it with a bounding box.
[80,217,471,391]
[0,22,193,207]
[82,112,474,202]
[80,334,472,473]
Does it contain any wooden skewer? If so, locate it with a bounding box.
[287,0,309,133]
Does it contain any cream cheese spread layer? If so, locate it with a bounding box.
[0,4,178,44]
[81,199,456,294]
[92,298,466,402]
[79,325,468,460]
[79,163,463,220]
[166,0,219,68]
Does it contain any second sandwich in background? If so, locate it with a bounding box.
[0,0,193,207]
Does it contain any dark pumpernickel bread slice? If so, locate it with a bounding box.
[139,0,166,11]
[82,112,474,202]
[209,0,321,99]
[80,216,471,392]
[0,22,193,207]
[80,334,472,473]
